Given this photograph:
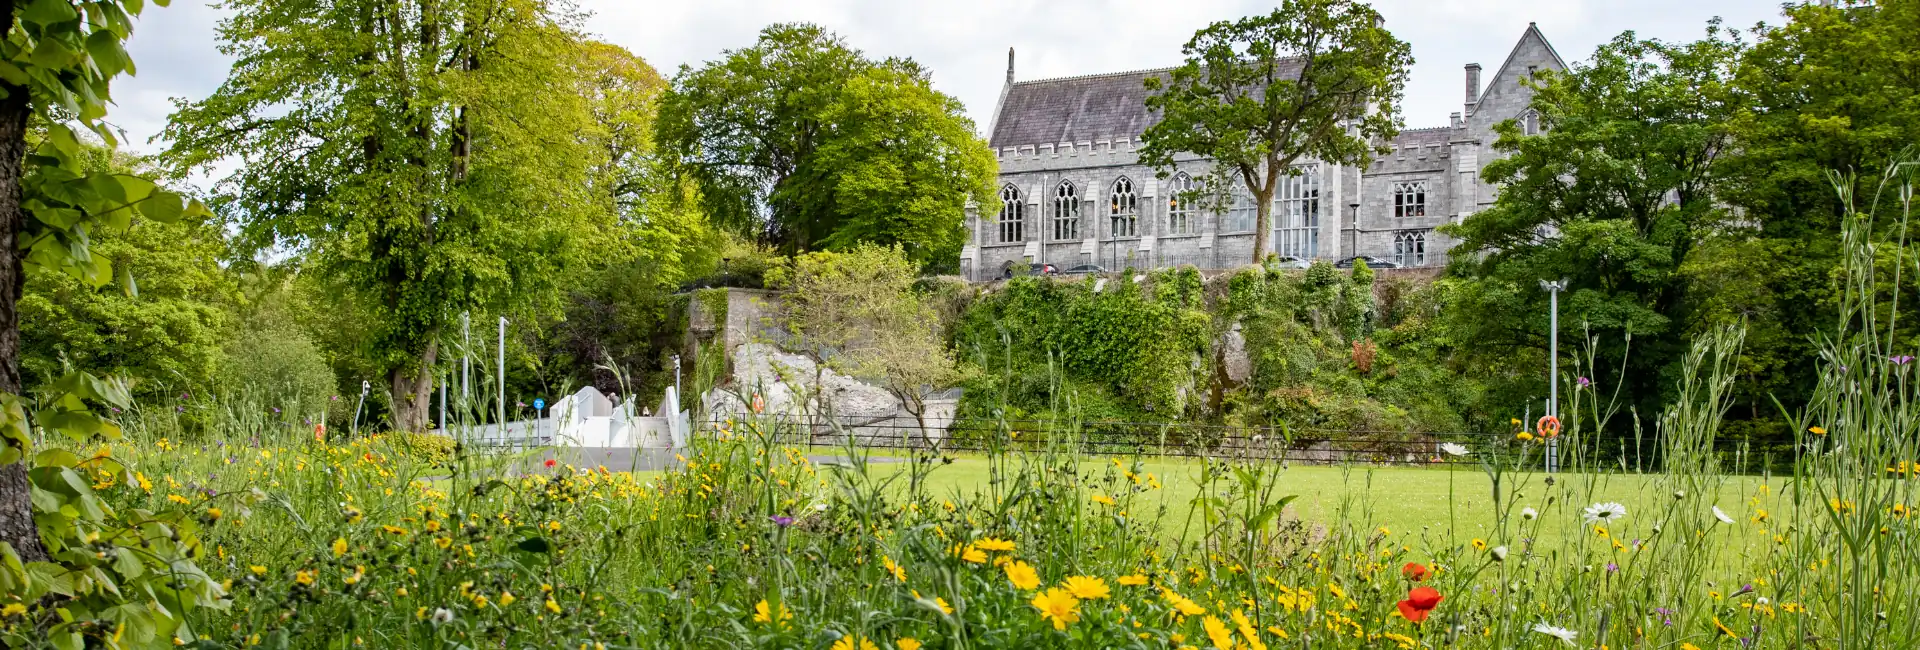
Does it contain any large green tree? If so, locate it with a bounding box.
[1140,0,1411,263]
[163,0,616,430]
[657,23,997,267]
[1440,28,1744,423]
[1715,0,1920,417]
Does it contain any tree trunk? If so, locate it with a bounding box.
[0,0,45,563]
[388,339,440,432]
[1251,187,1272,264]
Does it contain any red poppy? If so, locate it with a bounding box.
[1401,562,1430,582]
[544,459,557,468]
[1397,586,1443,623]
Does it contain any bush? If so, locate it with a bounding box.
[221,324,338,411]
[382,431,456,465]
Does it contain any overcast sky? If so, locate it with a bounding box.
[116,0,1789,157]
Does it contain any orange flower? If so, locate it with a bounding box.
[1401,562,1430,582]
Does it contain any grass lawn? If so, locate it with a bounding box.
[858,453,1780,552]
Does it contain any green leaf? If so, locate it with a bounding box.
[144,190,184,223]
[0,60,28,86]
[32,448,83,468]
[119,265,137,298]
[515,536,552,554]
[19,0,79,25]
[85,29,128,78]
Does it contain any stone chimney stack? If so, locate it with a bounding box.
[1007,47,1016,84]
[1464,63,1482,111]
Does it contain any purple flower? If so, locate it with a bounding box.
[1894,355,1915,365]
[517,401,527,408]
[272,407,281,414]
[1605,562,1618,573]
[769,515,795,527]
[331,395,339,401]
[176,406,186,413]
[1576,376,1591,387]
[179,392,190,400]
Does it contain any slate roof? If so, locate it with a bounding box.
[989,59,1305,149]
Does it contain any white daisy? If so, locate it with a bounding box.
[1532,623,1578,646]
[1521,506,1538,520]
[1712,505,1734,524]
[431,608,455,624]
[1582,502,1627,524]
[1439,442,1470,457]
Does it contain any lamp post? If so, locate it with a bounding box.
[1540,278,1568,473]
[672,354,682,409]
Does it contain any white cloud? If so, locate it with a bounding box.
[115,0,1788,159]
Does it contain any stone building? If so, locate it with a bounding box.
[959,23,1565,280]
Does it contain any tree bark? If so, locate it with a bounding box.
[388,339,439,432]
[0,0,46,564]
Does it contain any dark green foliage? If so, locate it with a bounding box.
[954,275,1211,421]
[658,23,999,268]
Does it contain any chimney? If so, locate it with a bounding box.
[1464,63,1482,108]
[1007,47,1016,84]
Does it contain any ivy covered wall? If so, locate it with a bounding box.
[950,262,1487,436]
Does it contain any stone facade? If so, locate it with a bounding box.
[959,24,1566,281]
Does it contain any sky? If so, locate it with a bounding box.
[115,0,1789,158]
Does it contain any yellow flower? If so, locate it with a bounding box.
[883,555,907,582]
[471,594,489,608]
[960,545,987,564]
[752,599,793,627]
[1471,538,1487,551]
[434,536,452,549]
[331,537,348,558]
[1516,431,1534,441]
[1162,588,1206,616]
[0,603,25,617]
[896,638,922,650]
[1091,494,1117,506]
[248,565,267,576]
[167,494,191,505]
[1117,574,1149,586]
[1682,644,1702,650]
[1808,426,1826,436]
[293,570,315,586]
[1030,587,1081,630]
[1005,561,1041,590]
[830,636,879,650]
[205,507,222,521]
[975,537,1016,552]
[499,591,516,607]
[545,598,562,614]
[1062,575,1111,600]
[1203,615,1236,650]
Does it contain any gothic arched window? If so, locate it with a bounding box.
[1394,230,1428,267]
[1109,177,1138,238]
[1052,181,1080,240]
[996,184,1025,243]
[1522,109,1541,136]
[1166,172,1198,235]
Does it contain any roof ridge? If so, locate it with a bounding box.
[1399,125,1453,133]
[1012,65,1178,86]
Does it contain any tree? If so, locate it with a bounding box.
[657,23,998,268]
[0,0,211,566]
[769,244,965,443]
[163,0,616,431]
[1716,0,1920,418]
[1439,28,1744,423]
[1140,0,1411,263]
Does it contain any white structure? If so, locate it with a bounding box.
[462,385,689,466]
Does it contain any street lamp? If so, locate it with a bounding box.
[1540,279,1568,473]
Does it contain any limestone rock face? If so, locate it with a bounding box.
[708,342,898,419]
[1221,322,1252,385]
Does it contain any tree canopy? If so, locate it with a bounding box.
[657,23,998,268]
[163,0,622,430]
[1140,0,1411,263]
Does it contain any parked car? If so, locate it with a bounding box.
[1334,256,1400,269]
[1002,262,1058,278]
[1060,264,1109,275]
[1265,255,1311,270]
